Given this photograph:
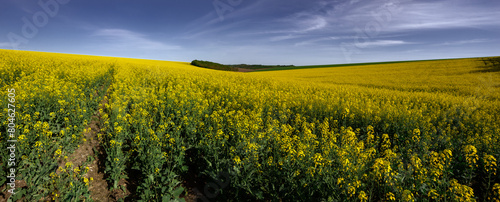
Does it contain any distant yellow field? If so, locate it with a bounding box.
[1,49,499,201]
[253,58,500,99]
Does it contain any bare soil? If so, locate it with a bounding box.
[0,180,27,201]
[54,89,121,201]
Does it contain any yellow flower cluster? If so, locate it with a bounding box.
[464,145,479,168]
[492,183,500,202]
[402,190,415,202]
[484,154,497,175]
[0,50,113,200]
[448,179,476,202]
[2,50,499,201]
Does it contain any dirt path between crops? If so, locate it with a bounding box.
[56,87,116,201]
[84,87,136,201]
[67,97,114,201]
[1,85,122,201]
[58,85,132,201]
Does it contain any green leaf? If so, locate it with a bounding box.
[148,174,155,183]
[12,188,25,201]
[172,186,184,198]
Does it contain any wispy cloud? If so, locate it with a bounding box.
[92,29,180,50]
[183,0,269,38]
[301,16,328,32]
[294,36,346,46]
[150,0,500,63]
[280,13,329,33]
[0,42,13,48]
[387,0,500,32]
[269,34,302,42]
[256,0,400,44]
[181,21,249,39]
[355,40,413,48]
[297,0,500,34]
[437,39,491,46]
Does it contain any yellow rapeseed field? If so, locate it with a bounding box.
[1,49,499,201]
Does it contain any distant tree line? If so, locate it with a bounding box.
[227,64,295,70]
[191,60,237,71]
[481,57,500,68]
[190,60,295,71]
[479,57,500,72]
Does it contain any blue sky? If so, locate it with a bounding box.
[1,0,499,65]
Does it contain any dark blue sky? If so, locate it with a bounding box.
[1,0,499,65]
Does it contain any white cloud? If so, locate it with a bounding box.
[294,36,346,46]
[293,15,328,32]
[306,16,328,31]
[181,21,248,39]
[355,40,412,48]
[386,0,500,31]
[438,39,491,46]
[305,0,500,34]
[269,35,302,42]
[183,0,269,37]
[0,42,13,48]
[177,0,499,63]
[92,29,180,50]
